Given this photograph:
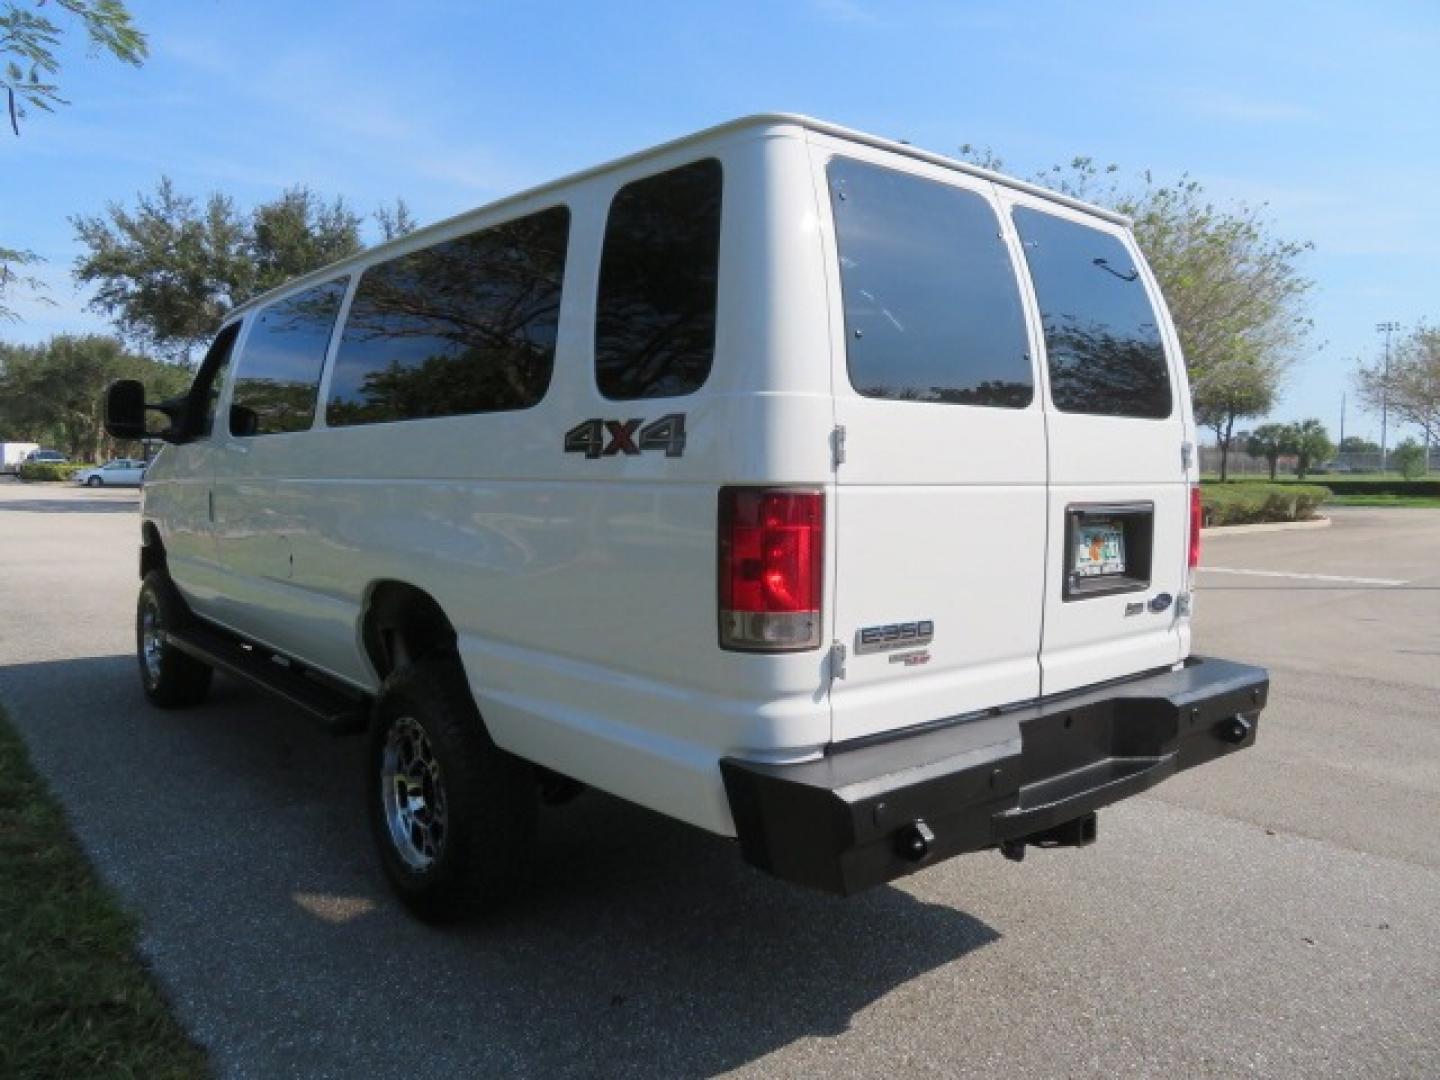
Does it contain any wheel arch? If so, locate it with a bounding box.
[360,581,460,682]
[140,522,166,580]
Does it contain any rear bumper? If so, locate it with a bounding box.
[721,655,1267,895]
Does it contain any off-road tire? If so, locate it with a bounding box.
[136,570,213,707]
[368,657,537,922]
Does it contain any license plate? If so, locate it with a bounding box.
[1074,521,1126,577]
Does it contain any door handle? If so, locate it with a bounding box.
[208,489,214,523]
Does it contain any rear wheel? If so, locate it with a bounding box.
[368,658,536,922]
[136,570,212,707]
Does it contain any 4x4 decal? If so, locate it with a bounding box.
[564,413,687,459]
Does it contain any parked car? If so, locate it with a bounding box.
[23,449,68,465]
[105,114,1268,922]
[73,458,147,487]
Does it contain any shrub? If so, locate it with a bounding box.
[1391,441,1427,481]
[1201,483,1331,526]
[17,462,87,482]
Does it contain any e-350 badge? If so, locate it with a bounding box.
[855,619,935,655]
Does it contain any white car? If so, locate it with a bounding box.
[105,115,1268,921]
[74,458,146,487]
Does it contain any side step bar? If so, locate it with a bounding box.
[165,621,370,734]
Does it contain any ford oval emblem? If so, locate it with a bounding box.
[1148,593,1173,614]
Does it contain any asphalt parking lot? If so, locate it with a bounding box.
[1,478,1437,1079]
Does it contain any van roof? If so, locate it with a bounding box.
[227,113,1131,320]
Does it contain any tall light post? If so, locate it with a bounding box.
[1377,321,1401,473]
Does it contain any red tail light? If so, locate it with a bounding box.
[719,487,824,651]
[1189,485,1203,569]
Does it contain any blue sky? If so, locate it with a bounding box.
[4,0,1437,442]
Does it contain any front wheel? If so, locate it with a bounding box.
[87,476,103,487]
[368,658,537,922]
[136,571,212,708]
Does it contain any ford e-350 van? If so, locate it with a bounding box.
[106,115,1266,920]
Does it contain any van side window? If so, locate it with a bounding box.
[230,279,348,436]
[191,322,240,438]
[595,158,721,400]
[1011,208,1173,419]
[326,206,570,426]
[828,158,1033,408]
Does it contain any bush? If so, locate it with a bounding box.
[1225,477,1440,498]
[1202,482,1331,526]
[17,462,87,482]
[1391,441,1427,481]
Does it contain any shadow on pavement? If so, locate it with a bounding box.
[0,497,139,514]
[0,654,999,1078]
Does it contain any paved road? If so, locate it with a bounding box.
[2,478,1437,1079]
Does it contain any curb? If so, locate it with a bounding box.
[1202,517,1331,537]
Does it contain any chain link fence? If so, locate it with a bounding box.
[1200,446,1438,477]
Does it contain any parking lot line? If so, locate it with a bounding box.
[1201,566,1408,587]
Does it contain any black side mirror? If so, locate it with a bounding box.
[104,380,148,440]
[105,380,189,444]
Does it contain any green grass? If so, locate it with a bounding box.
[1327,493,1440,508]
[0,707,208,1080]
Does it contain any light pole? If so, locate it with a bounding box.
[1377,321,1401,473]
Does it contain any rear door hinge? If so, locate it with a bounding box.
[1181,441,1194,471]
[832,424,847,468]
[830,639,847,681]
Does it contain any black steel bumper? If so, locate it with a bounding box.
[721,656,1267,895]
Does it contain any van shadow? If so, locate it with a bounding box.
[0,654,999,1078]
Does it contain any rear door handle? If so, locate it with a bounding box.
[207,489,214,523]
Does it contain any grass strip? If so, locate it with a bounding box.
[0,706,208,1080]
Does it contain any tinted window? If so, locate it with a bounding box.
[191,322,239,437]
[829,159,1033,408]
[1012,208,1172,419]
[595,159,721,400]
[327,206,569,426]
[230,280,347,436]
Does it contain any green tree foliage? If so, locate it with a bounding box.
[0,244,48,322]
[1338,435,1380,453]
[958,150,1313,479]
[1,0,146,136]
[1391,439,1427,480]
[0,334,188,459]
[72,179,369,357]
[1354,325,1440,458]
[1245,423,1296,481]
[1290,418,1333,480]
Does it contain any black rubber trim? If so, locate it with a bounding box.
[721,656,1267,896]
[164,619,370,733]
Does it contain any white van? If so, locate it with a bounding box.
[106,115,1266,920]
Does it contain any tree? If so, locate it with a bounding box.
[375,198,418,242]
[1291,419,1333,480]
[0,244,48,321]
[0,334,189,459]
[1391,439,1427,480]
[1339,435,1379,453]
[1354,325,1440,463]
[72,179,368,357]
[958,150,1313,480]
[1246,423,1295,481]
[1,0,146,136]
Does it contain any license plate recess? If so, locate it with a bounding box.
[1064,503,1154,600]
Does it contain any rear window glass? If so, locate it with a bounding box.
[1011,208,1173,419]
[327,206,570,426]
[595,158,721,400]
[230,279,347,436]
[828,157,1033,408]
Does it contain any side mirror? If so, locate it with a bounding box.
[104,380,148,440]
[105,380,190,444]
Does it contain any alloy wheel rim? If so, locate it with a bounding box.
[140,598,163,686]
[380,716,448,871]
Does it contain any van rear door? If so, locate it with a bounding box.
[810,140,1048,744]
[1004,197,1189,695]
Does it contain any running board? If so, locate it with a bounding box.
[164,622,369,734]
